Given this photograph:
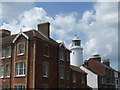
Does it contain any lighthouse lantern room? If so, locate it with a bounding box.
[70,35,83,67]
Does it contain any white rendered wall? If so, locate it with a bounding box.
[70,46,83,67]
[80,66,98,89]
[114,71,120,89]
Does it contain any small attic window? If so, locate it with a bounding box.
[43,45,49,57]
[17,43,25,56]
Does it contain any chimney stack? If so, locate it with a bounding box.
[38,22,50,38]
[103,59,110,67]
[90,54,101,63]
[0,29,11,37]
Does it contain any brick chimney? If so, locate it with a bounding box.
[103,59,110,67]
[38,22,50,38]
[90,54,101,63]
[0,29,11,37]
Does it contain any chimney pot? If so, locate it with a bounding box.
[103,59,110,67]
[90,54,101,62]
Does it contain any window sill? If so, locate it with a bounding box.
[60,59,64,61]
[15,75,25,77]
[44,55,49,58]
[0,57,5,60]
[6,56,11,59]
[73,81,76,83]
[60,77,64,80]
[82,82,85,84]
[6,76,10,78]
[17,53,24,56]
[43,75,48,78]
[0,76,4,78]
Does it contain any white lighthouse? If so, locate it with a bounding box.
[70,35,83,67]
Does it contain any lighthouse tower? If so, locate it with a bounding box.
[70,35,83,67]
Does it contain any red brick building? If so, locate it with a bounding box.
[0,22,87,89]
[84,55,116,89]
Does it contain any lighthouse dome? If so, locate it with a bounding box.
[72,35,79,41]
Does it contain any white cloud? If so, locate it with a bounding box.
[1,2,34,22]
[0,2,118,69]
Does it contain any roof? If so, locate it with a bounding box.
[86,59,118,76]
[90,59,115,71]
[0,29,58,46]
[82,64,103,76]
[70,65,87,74]
[58,42,71,52]
[0,34,17,46]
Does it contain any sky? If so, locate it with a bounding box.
[0,2,119,70]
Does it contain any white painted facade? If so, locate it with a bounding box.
[114,71,120,89]
[70,35,83,67]
[80,66,98,90]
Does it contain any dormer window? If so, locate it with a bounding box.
[18,43,24,56]
[6,47,11,58]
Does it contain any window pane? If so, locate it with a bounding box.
[73,73,76,83]
[59,67,64,79]
[2,49,5,58]
[16,62,25,76]
[18,43,24,54]
[43,63,48,77]
[15,85,25,90]
[66,52,70,61]
[59,49,64,60]
[81,74,85,83]
[0,65,4,77]
[6,85,10,90]
[6,64,10,77]
[43,45,49,56]
[7,47,11,57]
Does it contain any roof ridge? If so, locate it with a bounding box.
[37,30,49,40]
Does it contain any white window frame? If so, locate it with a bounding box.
[6,64,10,78]
[43,63,49,78]
[15,62,26,77]
[0,65,4,78]
[6,47,11,58]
